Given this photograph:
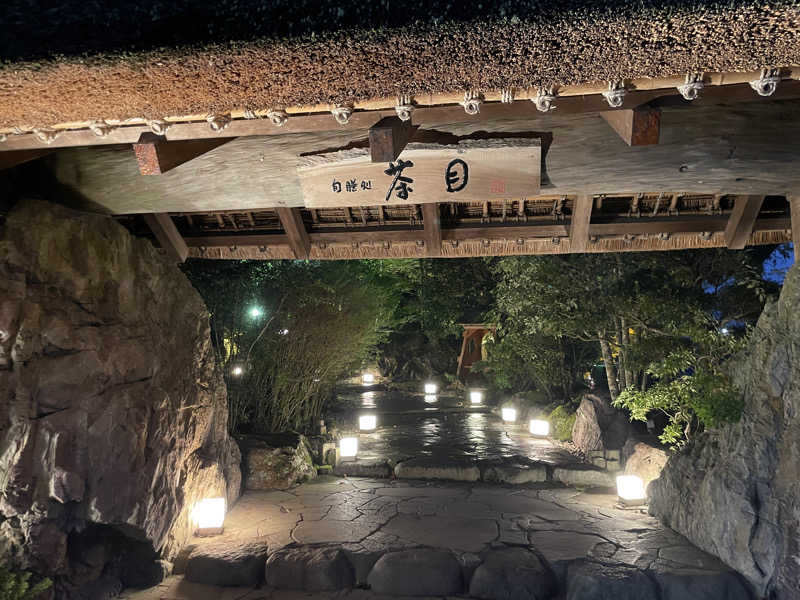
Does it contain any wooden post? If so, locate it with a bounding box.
[143,213,188,263]
[276,207,311,259]
[790,197,800,262]
[569,195,593,253]
[369,116,415,163]
[421,202,442,257]
[133,133,234,175]
[600,106,661,146]
[724,195,765,249]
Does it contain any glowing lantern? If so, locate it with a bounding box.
[616,475,646,506]
[231,365,244,377]
[529,419,550,437]
[192,497,226,536]
[362,373,375,384]
[359,415,377,431]
[501,407,517,422]
[424,383,437,394]
[248,306,263,318]
[424,394,438,403]
[470,390,483,405]
[340,437,358,458]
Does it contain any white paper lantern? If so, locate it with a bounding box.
[470,390,483,404]
[424,383,437,394]
[501,407,517,422]
[529,419,550,436]
[340,437,358,458]
[359,415,377,431]
[362,373,375,384]
[191,497,226,535]
[616,475,646,505]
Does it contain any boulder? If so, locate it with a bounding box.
[566,560,658,600]
[265,545,354,591]
[622,439,669,490]
[553,466,615,488]
[469,547,555,600]
[334,460,393,478]
[184,541,268,587]
[648,264,800,599]
[241,433,317,490]
[367,548,463,596]
[0,200,241,587]
[571,394,630,455]
[480,458,548,484]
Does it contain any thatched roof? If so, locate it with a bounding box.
[0,0,798,129]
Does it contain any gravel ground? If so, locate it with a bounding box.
[0,0,798,128]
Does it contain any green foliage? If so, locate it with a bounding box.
[0,565,51,600]
[613,328,747,448]
[185,260,400,433]
[548,405,577,441]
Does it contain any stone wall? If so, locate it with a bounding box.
[0,199,241,594]
[649,263,800,599]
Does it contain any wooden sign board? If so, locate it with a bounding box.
[297,139,541,208]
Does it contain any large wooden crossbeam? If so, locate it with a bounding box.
[276,207,311,259]
[133,133,234,175]
[0,149,52,170]
[143,213,188,262]
[724,195,765,249]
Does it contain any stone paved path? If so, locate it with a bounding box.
[125,476,754,599]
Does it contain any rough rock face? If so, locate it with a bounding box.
[571,394,630,455]
[0,200,241,592]
[241,433,316,490]
[622,439,668,490]
[649,264,800,599]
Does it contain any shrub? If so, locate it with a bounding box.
[0,565,51,600]
[548,405,577,442]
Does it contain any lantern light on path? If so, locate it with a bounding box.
[424,394,438,404]
[529,419,550,437]
[340,437,358,458]
[616,475,646,506]
[359,415,377,431]
[501,407,517,422]
[424,383,437,394]
[192,497,226,536]
[470,390,483,405]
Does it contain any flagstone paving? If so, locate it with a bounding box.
[125,476,755,599]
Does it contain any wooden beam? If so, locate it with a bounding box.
[790,197,800,262]
[724,195,765,249]
[276,207,311,259]
[369,116,415,163]
[600,106,661,146]
[569,195,593,253]
[443,224,568,240]
[421,203,442,257]
[133,133,234,175]
[5,80,800,153]
[0,149,52,170]
[143,213,189,263]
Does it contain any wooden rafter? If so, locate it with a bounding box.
[143,213,188,263]
[0,149,52,170]
[724,195,765,249]
[569,195,594,253]
[275,207,311,259]
[421,203,443,257]
[600,106,661,146]
[369,116,415,163]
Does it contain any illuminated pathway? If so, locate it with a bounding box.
[124,476,753,600]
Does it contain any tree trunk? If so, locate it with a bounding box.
[598,329,619,401]
[621,317,634,391]
[616,318,627,391]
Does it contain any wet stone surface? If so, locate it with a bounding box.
[125,476,755,599]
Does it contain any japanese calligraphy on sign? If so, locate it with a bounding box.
[297,139,540,208]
